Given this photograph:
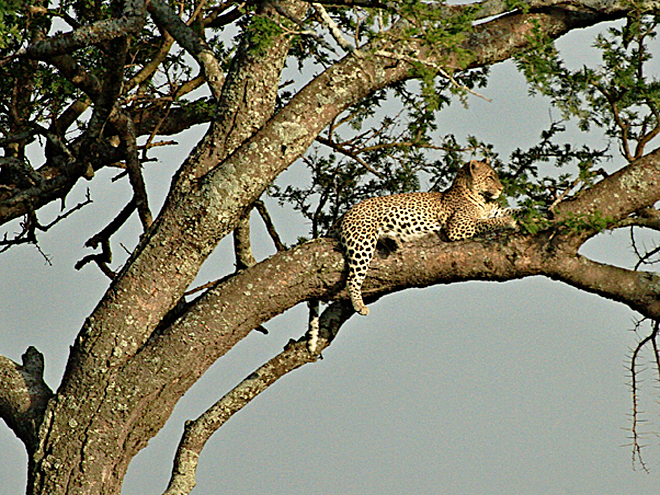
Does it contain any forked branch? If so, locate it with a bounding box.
[75,198,137,278]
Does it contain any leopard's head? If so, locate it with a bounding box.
[466,160,503,200]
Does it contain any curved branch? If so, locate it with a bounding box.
[162,301,353,495]
[545,253,660,318]
[129,230,660,420]
[0,347,53,453]
[110,234,535,461]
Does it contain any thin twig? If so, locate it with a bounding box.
[0,191,93,253]
[374,50,492,102]
[315,135,384,177]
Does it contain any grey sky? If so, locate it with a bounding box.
[2,19,660,495]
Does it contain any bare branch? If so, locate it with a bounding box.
[20,0,146,60]
[75,240,116,279]
[628,319,659,472]
[0,347,53,453]
[630,228,660,271]
[313,2,361,54]
[113,113,152,230]
[162,339,316,495]
[546,252,660,319]
[162,300,353,495]
[254,200,286,252]
[75,198,137,277]
[0,192,92,253]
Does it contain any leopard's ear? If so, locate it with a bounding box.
[468,159,480,176]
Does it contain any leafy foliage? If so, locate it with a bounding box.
[275,4,660,241]
[516,10,660,162]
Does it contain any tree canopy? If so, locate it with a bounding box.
[1,0,660,493]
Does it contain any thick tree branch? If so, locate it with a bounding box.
[546,253,660,318]
[131,229,660,422]
[553,147,660,227]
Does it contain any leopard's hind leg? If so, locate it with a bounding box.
[343,236,378,316]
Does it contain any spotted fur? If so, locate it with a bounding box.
[339,160,516,316]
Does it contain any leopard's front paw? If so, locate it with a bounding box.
[507,216,518,229]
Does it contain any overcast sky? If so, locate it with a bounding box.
[2,18,660,495]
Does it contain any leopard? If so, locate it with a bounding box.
[338,159,516,316]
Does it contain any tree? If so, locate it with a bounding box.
[1,0,660,493]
